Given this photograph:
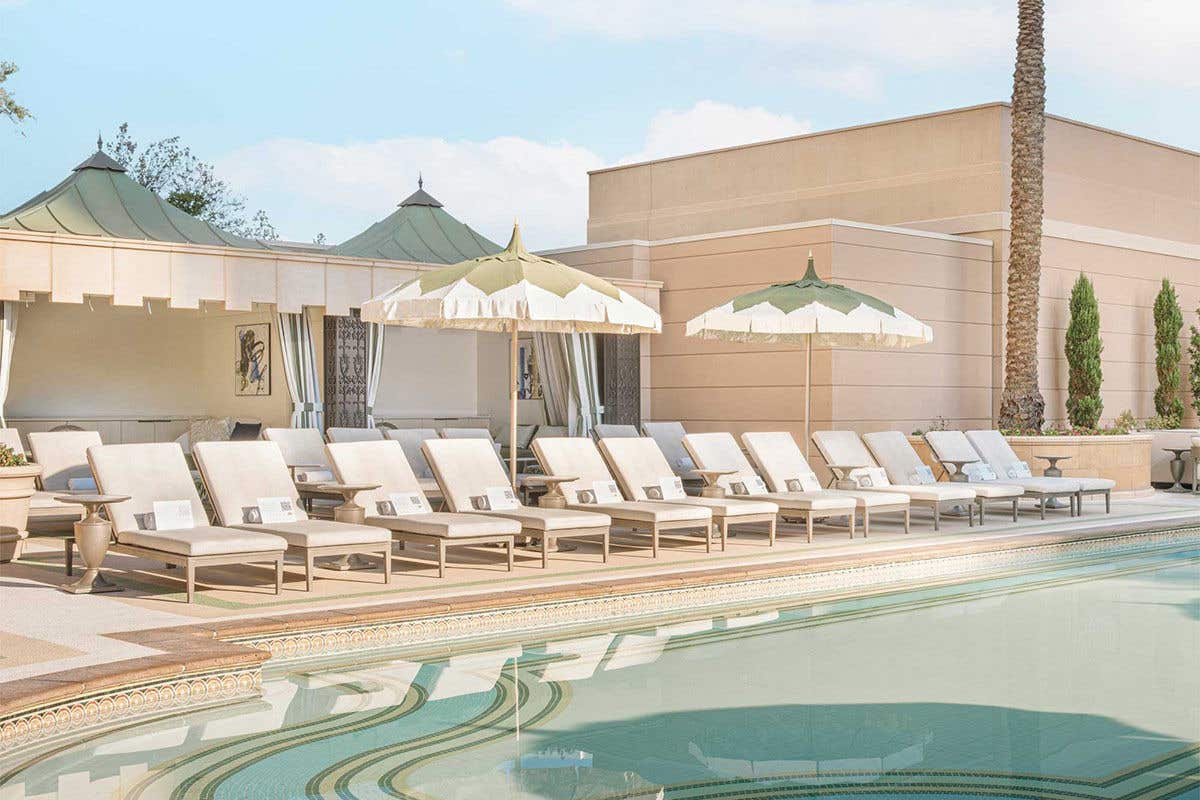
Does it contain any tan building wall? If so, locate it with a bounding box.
[582,103,1200,441]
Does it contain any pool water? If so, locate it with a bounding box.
[2,542,1198,799]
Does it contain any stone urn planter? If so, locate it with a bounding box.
[0,464,40,563]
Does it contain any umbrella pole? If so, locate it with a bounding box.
[509,320,519,489]
[804,335,812,461]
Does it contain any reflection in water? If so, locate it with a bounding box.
[0,545,1197,799]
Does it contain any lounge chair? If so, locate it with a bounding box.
[325,427,385,443]
[0,427,24,454]
[26,431,96,546]
[741,431,910,536]
[193,441,392,590]
[810,431,977,530]
[925,430,1081,517]
[440,427,536,484]
[863,431,1023,522]
[262,427,340,517]
[681,432,858,542]
[384,428,443,496]
[533,425,568,439]
[593,424,639,439]
[422,438,611,567]
[87,443,286,602]
[531,437,715,555]
[599,436,778,546]
[325,440,521,578]
[964,429,1113,514]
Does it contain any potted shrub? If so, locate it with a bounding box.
[0,443,39,562]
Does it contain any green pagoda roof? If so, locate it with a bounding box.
[0,138,269,250]
[329,177,501,263]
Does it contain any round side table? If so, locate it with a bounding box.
[694,470,736,498]
[942,458,978,483]
[317,482,381,569]
[525,475,579,509]
[1162,448,1191,492]
[1035,454,1071,478]
[55,494,129,594]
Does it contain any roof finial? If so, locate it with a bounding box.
[97,131,103,151]
[418,172,423,191]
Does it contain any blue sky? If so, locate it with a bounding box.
[2,0,1196,247]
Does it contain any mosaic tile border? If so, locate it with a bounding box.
[243,527,1198,663]
[0,667,260,755]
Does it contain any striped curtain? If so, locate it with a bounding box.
[0,301,17,427]
[277,311,323,429]
[365,322,385,428]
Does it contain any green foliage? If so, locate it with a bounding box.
[0,444,27,467]
[1153,278,1184,427]
[1189,313,1200,421]
[1,61,31,127]
[106,123,277,240]
[1064,274,1103,429]
[1111,409,1138,435]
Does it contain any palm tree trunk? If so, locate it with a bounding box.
[998,0,1047,432]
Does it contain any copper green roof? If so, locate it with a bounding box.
[0,144,269,250]
[329,178,501,263]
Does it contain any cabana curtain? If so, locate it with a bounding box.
[534,333,571,428]
[365,322,385,428]
[0,301,16,428]
[535,332,602,436]
[277,311,323,429]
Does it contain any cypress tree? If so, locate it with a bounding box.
[1065,274,1102,429]
[1189,313,1200,422]
[1153,278,1184,427]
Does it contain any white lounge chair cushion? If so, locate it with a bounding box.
[484,505,611,532]
[385,428,439,479]
[881,483,977,502]
[234,519,390,548]
[262,428,329,470]
[967,483,1024,499]
[817,488,911,508]
[665,496,778,516]
[324,440,430,514]
[1076,477,1116,490]
[366,512,520,539]
[0,428,23,453]
[761,492,857,513]
[326,428,384,443]
[568,500,710,524]
[923,430,981,464]
[116,526,285,556]
[31,490,79,512]
[295,470,335,484]
[193,441,310,527]
[87,442,210,535]
[680,432,773,491]
[810,430,878,474]
[28,431,102,491]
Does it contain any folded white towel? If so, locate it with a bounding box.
[295,469,335,484]
[67,477,98,491]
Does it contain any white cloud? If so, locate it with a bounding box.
[625,100,811,163]
[508,0,1200,90]
[794,64,882,101]
[219,101,810,247]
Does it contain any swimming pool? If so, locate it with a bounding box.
[3,541,1197,799]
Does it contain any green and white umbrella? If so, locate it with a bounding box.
[686,252,932,456]
[361,222,661,484]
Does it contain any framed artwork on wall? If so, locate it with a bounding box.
[517,335,542,401]
[235,323,271,396]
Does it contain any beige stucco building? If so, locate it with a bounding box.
[550,102,1199,461]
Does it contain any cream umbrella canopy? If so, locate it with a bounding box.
[361,222,662,485]
[685,252,933,458]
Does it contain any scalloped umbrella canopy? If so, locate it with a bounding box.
[685,253,933,456]
[361,222,661,483]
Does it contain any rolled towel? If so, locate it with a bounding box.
[67,477,98,492]
[295,469,334,484]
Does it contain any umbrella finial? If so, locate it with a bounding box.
[506,219,526,253]
[801,250,820,282]
[96,131,103,151]
[418,171,423,190]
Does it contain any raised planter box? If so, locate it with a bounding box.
[908,433,1152,494]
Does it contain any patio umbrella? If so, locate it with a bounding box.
[361,222,661,486]
[685,252,932,458]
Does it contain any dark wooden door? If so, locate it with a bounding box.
[599,334,641,427]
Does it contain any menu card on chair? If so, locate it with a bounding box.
[484,486,519,511]
[257,497,298,524]
[151,500,195,531]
